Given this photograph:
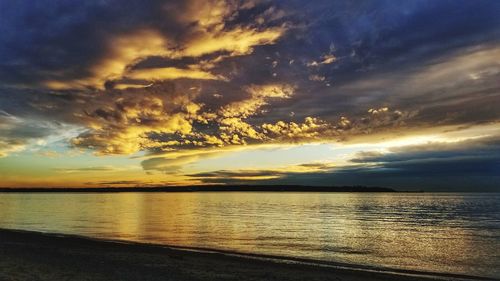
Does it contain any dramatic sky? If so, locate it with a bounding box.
[0,0,499,190]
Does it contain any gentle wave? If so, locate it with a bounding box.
[0,192,499,278]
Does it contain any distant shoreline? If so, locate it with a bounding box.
[0,185,400,193]
[0,228,489,281]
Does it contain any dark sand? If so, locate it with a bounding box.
[0,229,491,281]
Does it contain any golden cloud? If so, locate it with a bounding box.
[307,54,337,67]
[213,83,295,144]
[71,86,205,155]
[43,1,288,90]
[0,139,26,157]
[220,83,294,118]
[45,29,170,90]
[261,117,331,140]
[70,77,416,156]
[180,26,285,58]
[126,66,220,81]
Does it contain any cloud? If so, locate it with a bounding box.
[43,29,170,90]
[258,107,414,144]
[70,83,205,155]
[190,169,284,181]
[4,0,289,91]
[0,110,81,157]
[181,26,285,58]
[220,83,294,118]
[66,76,415,155]
[43,22,286,90]
[39,26,229,90]
[195,134,500,191]
[188,161,337,183]
[211,83,295,144]
[336,44,500,128]
[140,146,245,175]
[0,139,26,158]
[126,66,220,82]
[261,117,331,140]
[36,150,61,158]
[5,1,499,151]
[307,54,336,67]
[84,180,144,186]
[53,166,116,173]
[69,82,308,154]
[308,74,325,81]
[351,134,500,166]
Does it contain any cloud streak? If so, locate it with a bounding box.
[187,133,500,191]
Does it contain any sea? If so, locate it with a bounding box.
[0,192,498,279]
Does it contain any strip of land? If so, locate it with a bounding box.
[0,229,488,281]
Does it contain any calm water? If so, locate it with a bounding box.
[0,192,499,278]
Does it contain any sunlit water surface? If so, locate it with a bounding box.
[0,192,498,278]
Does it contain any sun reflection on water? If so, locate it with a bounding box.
[0,192,498,278]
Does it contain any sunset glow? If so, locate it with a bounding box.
[1,0,499,190]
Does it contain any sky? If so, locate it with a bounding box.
[0,0,499,191]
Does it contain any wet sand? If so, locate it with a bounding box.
[0,229,491,281]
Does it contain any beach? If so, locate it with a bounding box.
[0,229,490,281]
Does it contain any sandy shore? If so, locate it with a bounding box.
[0,229,492,281]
